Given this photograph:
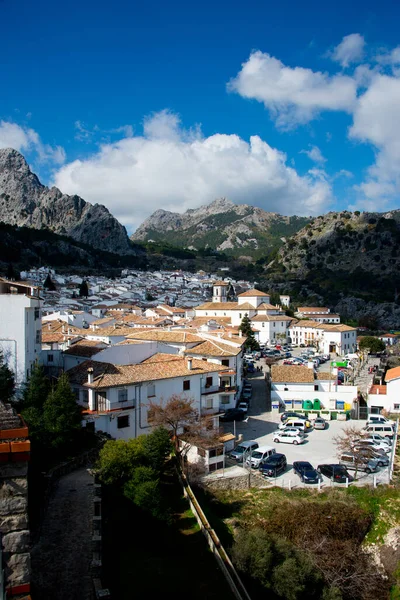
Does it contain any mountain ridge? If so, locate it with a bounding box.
[0,148,133,254]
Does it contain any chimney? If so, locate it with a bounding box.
[48,323,51,331]
[239,330,242,338]
[87,367,94,384]
[67,339,71,347]
[187,358,193,370]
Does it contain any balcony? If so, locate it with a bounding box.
[218,385,237,394]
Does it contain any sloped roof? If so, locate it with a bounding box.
[271,365,315,383]
[251,315,292,322]
[63,340,106,357]
[385,366,400,382]
[212,280,229,286]
[67,356,225,389]
[184,340,240,357]
[238,288,269,297]
[126,330,203,343]
[195,302,239,310]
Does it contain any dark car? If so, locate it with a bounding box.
[317,464,353,483]
[280,411,304,423]
[293,461,319,484]
[219,409,246,422]
[259,453,287,477]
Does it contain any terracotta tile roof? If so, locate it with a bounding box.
[91,317,115,326]
[41,319,82,334]
[257,303,280,310]
[184,340,240,357]
[289,320,322,329]
[316,372,337,380]
[271,365,315,383]
[303,313,340,319]
[67,356,225,389]
[369,384,387,395]
[42,332,66,343]
[385,366,400,382]
[212,280,229,286]
[319,324,356,332]
[238,288,269,297]
[298,307,329,313]
[141,353,182,363]
[87,326,138,337]
[195,302,239,310]
[63,340,106,357]
[185,317,232,327]
[126,330,203,343]
[251,315,292,322]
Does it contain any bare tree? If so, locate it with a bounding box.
[333,425,368,479]
[148,394,222,467]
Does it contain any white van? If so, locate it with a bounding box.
[366,415,390,425]
[247,445,276,469]
[279,418,310,432]
[363,424,395,439]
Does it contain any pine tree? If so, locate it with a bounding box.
[79,280,89,297]
[23,363,51,410]
[43,373,82,449]
[43,273,56,291]
[239,315,260,351]
[0,351,15,402]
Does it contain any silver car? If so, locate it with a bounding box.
[313,417,326,430]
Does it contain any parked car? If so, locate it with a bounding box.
[280,411,304,422]
[293,461,319,484]
[363,424,395,439]
[259,453,287,477]
[247,446,276,468]
[317,464,353,483]
[244,353,254,360]
[230,440,259,462]
[279,419,310,432]
[352,440,389,454]
[237,402,249,413]
[339,453,379,474]
[273,431,305,445]
[362,433,391,447]
[280,427,305,437]
[220,409,246,422]
[353,447,389,467]
[313,417,326,430]
[366,415,391,425]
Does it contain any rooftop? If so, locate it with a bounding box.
[271,365,315,383]
[238,288,269,297]
[385,366,400,382]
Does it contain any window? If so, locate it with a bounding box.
[262,323,265,327]
[222,359,229,367]
[147,384,155,397]
[239,313,242,319]
[273,322,276,327]
[205,376,213,388]
[220,395,230,404]
[183,380,190,391]
[36,330,41,344]
[205,398,213,409]
[34,307,40,320]
[82,390,89,405]
[394,404,400,410]
[118,388,128,403]
[209,461,223,472]
[48,354,54,363]
[209,448,223,458]
[117,415,130,429]
[314,384,319,391]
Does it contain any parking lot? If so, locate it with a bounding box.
[221,362,394,488]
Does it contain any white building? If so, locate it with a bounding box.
[288,321,357,355]
[67,354,228,440]
[0,278,42,385]
[366,367,400,415]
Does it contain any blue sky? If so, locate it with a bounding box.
[1,0,400,232]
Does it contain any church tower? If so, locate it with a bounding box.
[212,280,228,303]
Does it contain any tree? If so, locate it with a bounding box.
[43,273,56,291]
[6,263,19,281]
[148,395,199,459]
[79,280,89,297]
[20,363,51,446]
[239,315,260,351]
[43,373,82,449]
[0,351,15,402]
[333,425,368,480]
[359,336,385,354]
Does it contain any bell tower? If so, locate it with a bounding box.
[212,280,228,303]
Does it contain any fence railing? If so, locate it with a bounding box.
[389,419,399,482]
[177,469,252,600]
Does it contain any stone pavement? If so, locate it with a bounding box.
[31,467,94,600]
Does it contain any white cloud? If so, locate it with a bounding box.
[349,74,400,206]
[301,145,326,164]
[331,33,365,68]
[0,120,65,165]
[227,51,357,128]
[53,111,333,232]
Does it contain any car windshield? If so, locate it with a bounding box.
[235,446,245,454]
[252,451,263,459]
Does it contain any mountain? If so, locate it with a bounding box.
[266,209,400,305]
[0,148,132,254]
[131,198,310,258]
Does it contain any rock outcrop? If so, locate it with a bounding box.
[0,148,132,254]
[131,198,309,257]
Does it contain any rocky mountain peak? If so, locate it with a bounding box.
[0,148,132,254]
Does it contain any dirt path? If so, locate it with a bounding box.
[31,467,94,600]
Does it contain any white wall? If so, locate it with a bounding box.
[0,294,42,384]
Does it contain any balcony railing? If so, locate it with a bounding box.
[218,385,237,393]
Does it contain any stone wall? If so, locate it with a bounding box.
[0,404,31,599]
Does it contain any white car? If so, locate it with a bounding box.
[364,433,392,447]
[273,432,305,445]
[277,427,305,437]
[237,402,249,413]
[352,439,390,454]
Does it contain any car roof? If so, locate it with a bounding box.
[254,445,275,452]
[294,461,313,468]
[237,440,258,448]
[264,453,285,461]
